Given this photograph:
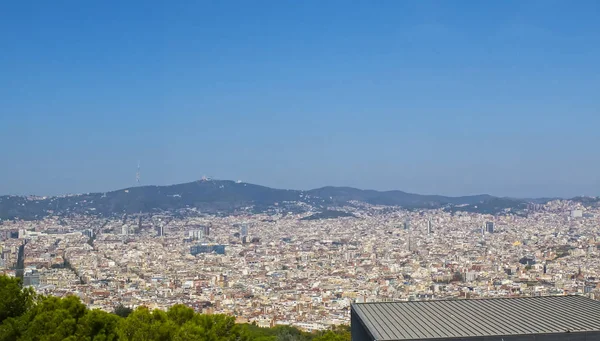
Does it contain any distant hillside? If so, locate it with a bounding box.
[0,179,526,220]
[300,210,356,221]
[0,180,325,220]
[444,197,527,215]
[571,196,600,206]
[307,186,493,208]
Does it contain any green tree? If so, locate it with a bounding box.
[113,304,133,318]
[274,325,309,341]
[0,275,36,323]
[0,316,27,341]
[167,304,194,326]
[74,309,120,341]
[173,321,206,341]
[193,314,245,341]
[313,331,345,341]
[116,307,178,341]
[116,307,156,341]
[0,274,350,341]
[239,323,276,341]
[19,295,87,341]
[172,314,247,341]
[313,326,351,341]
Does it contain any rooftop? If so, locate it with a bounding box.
[352,296,600,340]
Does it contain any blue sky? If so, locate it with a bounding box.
[1,0,599,197]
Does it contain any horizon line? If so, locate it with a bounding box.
[0,178,593,201]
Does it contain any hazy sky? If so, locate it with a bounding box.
[1,1,599,198]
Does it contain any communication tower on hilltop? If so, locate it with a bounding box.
[136,161,141,186]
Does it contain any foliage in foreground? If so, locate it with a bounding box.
[0,275,350,341]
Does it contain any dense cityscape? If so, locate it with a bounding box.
[2,190,599,333]
[3,1,599,340]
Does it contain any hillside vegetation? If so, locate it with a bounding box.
[0,179,517,220]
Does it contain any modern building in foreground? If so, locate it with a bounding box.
[351,296,600,341]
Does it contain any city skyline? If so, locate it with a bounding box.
[3,196,599,330]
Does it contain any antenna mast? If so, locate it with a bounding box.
[136,161,141,186]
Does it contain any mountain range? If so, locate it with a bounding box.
[0,179,597,220]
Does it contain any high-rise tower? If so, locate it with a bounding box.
[485,221,494,233]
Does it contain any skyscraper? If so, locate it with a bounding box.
[188,230,204,241]
[427,218,433,235]
[485,221,494,233]
[403,219,410,231]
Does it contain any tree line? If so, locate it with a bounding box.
[0,275,351,341]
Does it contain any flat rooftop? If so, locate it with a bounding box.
[352,296,600,340]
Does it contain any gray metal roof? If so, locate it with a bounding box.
[352,296,600,340]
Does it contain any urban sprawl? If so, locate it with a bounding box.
[1,199,599,332]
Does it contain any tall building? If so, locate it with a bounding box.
[121,225,129,236]
[427,218,433,235]
[403,219,410,231]
[465,271,477,282]
[156,225,164,237]
[407,235,416,252]
[241,224,249,238]
[82,229,94,239]
[188,230,204,241]
[485,221,494,233]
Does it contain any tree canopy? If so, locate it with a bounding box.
[0,275,350,341]
[0,275,36,323]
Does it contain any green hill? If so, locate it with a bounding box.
[0,179,530,220]
[300,210,356,220]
